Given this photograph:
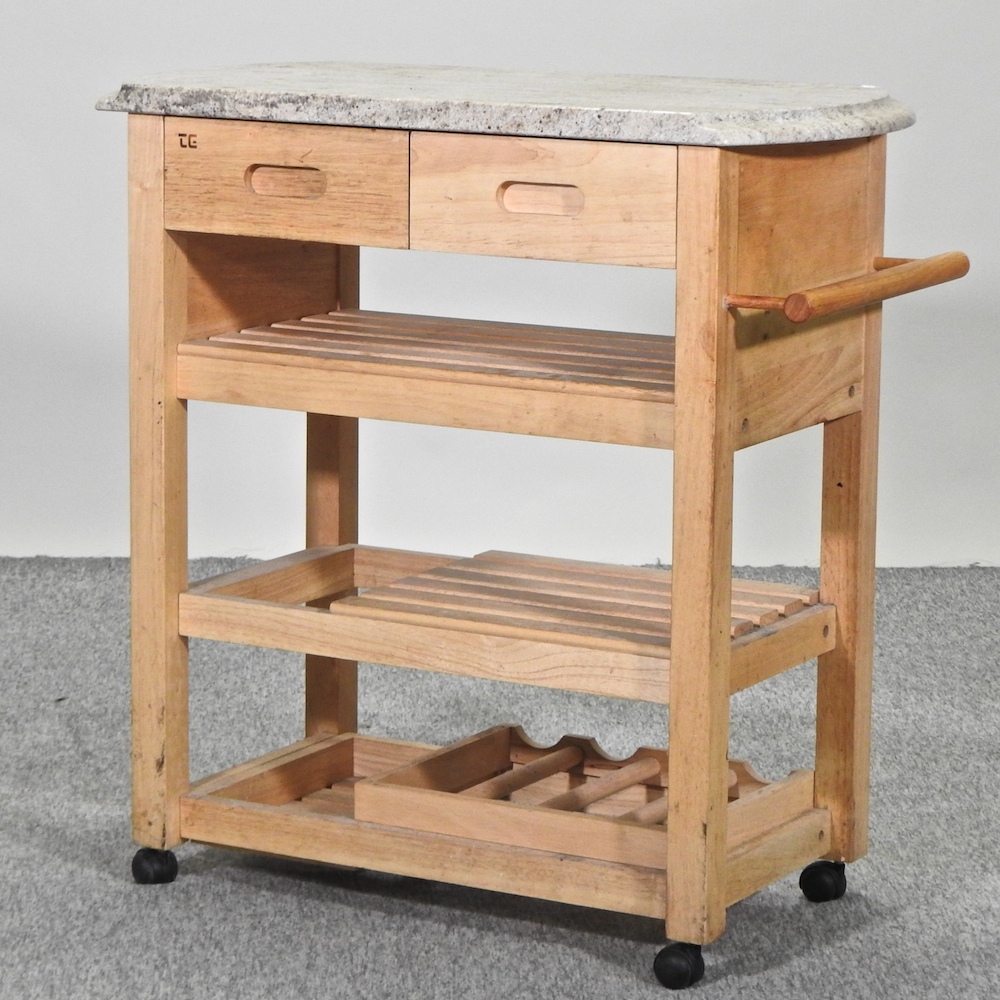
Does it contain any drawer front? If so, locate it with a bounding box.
[410,133,677,267]
[163,118,409,247]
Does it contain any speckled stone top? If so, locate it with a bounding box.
[97,62,914,147]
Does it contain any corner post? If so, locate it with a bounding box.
[129,113,190,848]
[815,136,886,861]
[305,245,361,736]
[668,145,740,944]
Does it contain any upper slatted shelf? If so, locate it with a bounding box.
[176,309,676,448]
[235,310,673,392]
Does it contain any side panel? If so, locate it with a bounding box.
[732,140,872,447]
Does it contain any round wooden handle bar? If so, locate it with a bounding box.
[725,251,969,323]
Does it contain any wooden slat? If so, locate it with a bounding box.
[215,333,669,388]
[231,325,671,379]
[297,308,672,353]
[187,545,356,602]
[352,735,439,777]
[187,735,348,798]
[475,551,819,605]
[474,549,673,583]
[329,596,675,647]
[187,734,437,813]
[344,584,675,636]
[208,325,674,392]
[351,545,461,589]
[251,320,671,368]
[200,737,354,806]
[186,544,457,602]
[179,795,667,918]
[397,567,781,626]
[730,578,818,605]
[352,575,672,619]
[419,565,671,604]
[341,551,781,639]
[361,726,512,793]
[186,733,377,802]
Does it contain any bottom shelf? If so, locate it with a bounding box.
[180,728,831,918]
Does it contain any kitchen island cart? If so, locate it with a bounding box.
[98,63,968,988]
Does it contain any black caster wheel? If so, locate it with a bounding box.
[799,860,846,902]
[131,847,178,884]
[653,942,704,990]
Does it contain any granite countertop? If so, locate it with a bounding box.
[97,62,914,147]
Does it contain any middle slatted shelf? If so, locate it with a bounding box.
[179,544,836,701]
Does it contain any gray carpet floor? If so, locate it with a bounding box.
[1,557,998,998]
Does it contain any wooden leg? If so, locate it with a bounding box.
[815,138,885,863]
[129,114,189,849]
[667,146,740,945]
[816,407,877,861]
[305,246,360,737]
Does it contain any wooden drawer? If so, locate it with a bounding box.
[410,132,677,267]
[163,118,409,247]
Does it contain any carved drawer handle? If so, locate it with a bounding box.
[497,181,584,217]
[245,164,327,199]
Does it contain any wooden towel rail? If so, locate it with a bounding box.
[726,251,969,323]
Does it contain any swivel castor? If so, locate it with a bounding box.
[653,942,704,990]
[131,847,178,884]
[799,860,847,902]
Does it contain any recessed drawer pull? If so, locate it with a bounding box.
[498,180,584,217]
[245,164,327,199]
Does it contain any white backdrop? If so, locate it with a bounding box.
[1,1,994,565]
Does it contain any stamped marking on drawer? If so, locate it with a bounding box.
[164,117,408,247]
